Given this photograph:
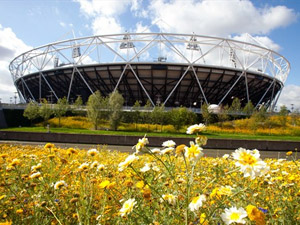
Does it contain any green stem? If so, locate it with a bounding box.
[182,153,190,225]
[45,206,63,225]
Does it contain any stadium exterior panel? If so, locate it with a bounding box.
[10,33,289,110]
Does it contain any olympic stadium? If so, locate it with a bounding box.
[9,33,290,110]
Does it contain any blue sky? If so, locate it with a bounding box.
[0,0,300,110]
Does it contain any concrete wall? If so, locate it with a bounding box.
[0,131,299,151]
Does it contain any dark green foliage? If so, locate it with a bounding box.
[278,105,289,127]
[151,105,166,132]
[23,101,40,126]
[87,91,108,130]
[201,103,212,125]
[243,101,255,116]
[108,91,124,130]
[39,99,53,128]
[169,106,197,131]
[54,97,69,127]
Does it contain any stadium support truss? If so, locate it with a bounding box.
[9,33,290,110]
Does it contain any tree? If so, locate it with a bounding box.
[87,91,107,130]
[290,109,299,127]
[201,103,212,125]
[169,106,194,131]
[141,100,153,131]
[108,91,124,130]
[39,99,53,128]
[54,97,69,127]
[151,104,165,132]
[217,105,229,126]
[132,100,141,130]
[229,97,241,119]
[23,101,40,126]
[278,105,289,127]
[249,105,268,131]
[72,95,84,116]
[243,101,255,116]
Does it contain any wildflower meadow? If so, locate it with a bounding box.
[0,124,299,224]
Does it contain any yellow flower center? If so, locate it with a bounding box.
[186,144,201,159]
[230,212,240,220]
[240,153,257,165]
[192,196,200,204]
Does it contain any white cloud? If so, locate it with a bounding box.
[92,16,123,35]
[74,0,133,35]
[231,33,280,51]
[131,0,148,18]
[59,22,66,27]
[134,22,152,33]
[277,84,300,111]
[0,24,31,103]
[75,0,130,17]
[147,0,298,36]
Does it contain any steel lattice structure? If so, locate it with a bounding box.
[9,33,290,110]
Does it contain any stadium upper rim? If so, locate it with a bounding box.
[9,32,290,83]
[9,33,290,109]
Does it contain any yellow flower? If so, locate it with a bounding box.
[99,180,111,189]
[200,213,208,225]
[87,148,99,156]
[160,147,174,155]
[221,206,247,225]
[30,172,42,179]
[162,140,176,148]
[175,144,186,156]
[10,158,20,167]
[118,154,139,171]
[124,180,133,187]
[119,198,137,217]
[78,162,89,171]
[142,188,151,200]
[0,195,6,200]
[186,123,206,134]
[54,180,67,190]
[16,209,23,214]
[44,143,55,149]
[286,151,293,156]
[48,154,55,160]
[70,198,79,204]
[195,135,208,146]
[133,135,149,153]
[97,164,106,171]
[31,163,42,172]
[67,148,78,155]
[90,161,99,169]
[189,194,206,212]
[184,142,203,161]
[246,205,266,225]
[0,153,9,159]
[0,221,12,225]
[161,194,177,205]
[136,180,144,189]
[210,186,233,199]
[232,148,269,179]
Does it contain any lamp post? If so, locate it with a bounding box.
[200,96,203,111]
[14,92,18,104]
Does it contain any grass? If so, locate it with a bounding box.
[2,126,300,141]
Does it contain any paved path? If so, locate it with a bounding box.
[0,140,290,159]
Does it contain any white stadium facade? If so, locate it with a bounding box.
[9,33,290,110]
